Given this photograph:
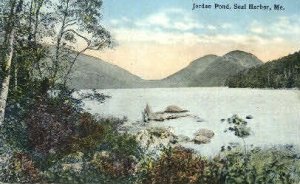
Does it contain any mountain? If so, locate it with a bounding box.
[225,51,300,88]
[69,54,145,89]
[158,55,219,87]
[160,50,263,87]
[68,50,263,89]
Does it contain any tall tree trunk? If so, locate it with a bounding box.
[53,0,70,83]
[0,28,15,125]
[14,62,18,90]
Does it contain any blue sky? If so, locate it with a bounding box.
[86,0,300,79]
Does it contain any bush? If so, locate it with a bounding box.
[0,89,142,182]
[220,145,300,184]
[139,146,220,184]
[0,152,40,183]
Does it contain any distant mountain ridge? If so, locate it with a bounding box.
[69,54,145,89]
[226,51,300,88]
[158,50,262,87]
[68,50,263,89]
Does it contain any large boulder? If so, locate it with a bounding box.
[164,105,188,113]
[193,129,215,144]
[193,135,211,144]
[143,104,190,122]
[148,113,166,121]
[194,129,214,138]
[148,112,190,122]
[135,127,177,152]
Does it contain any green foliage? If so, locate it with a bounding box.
[0,152,41,183]
[138,145,300,184]
[139,146,221,184]
[225,114,251,139]
[223,115,252,183]
[1,90,142,183]
[226,51,300,88]
[220,146,300,184]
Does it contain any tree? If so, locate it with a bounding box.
[0,0,113,124]
[0,0,23,125]
[45,0,113,87]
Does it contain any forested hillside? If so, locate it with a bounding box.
[226,51,300,88]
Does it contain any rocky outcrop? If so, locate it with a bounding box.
[193,129,215,144]
[149,113,190,122]
[136,127,177,151]
[193,135,211,144]
[143,104,190,122]
[194,129,215,138]
[164,105,188,113]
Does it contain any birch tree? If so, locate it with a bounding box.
[0,0,112,124]
[49,0,113,86]
[0,0,23,125]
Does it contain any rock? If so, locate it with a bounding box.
[148,113,190,122]
[142,104,153,122]
[193,129,214,144]
[193,135,211,144]
[176,135,191,142]
[148,127,175,139]
[135,127,177,152]
[136,130,152,147]
[166,114,190,120]
[194,129,215,138]
[164,105,188,113]
[143,104,190,122]
[148,113,165,121]
[145,104,152,114]
[246,115,253,119]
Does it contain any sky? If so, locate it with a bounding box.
[86,0,300,79]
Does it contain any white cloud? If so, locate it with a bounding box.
[112,27,202,45]
[112,25,282,47]
[249,21,265,34]
[110,19,120,26]
[249,16,300,40]
[207,25,217,30]
[221,23,232,29]
[135,8,203,31]
[108,10,299,52]
[274,16,300,35]
[110,16,131,26]
[145,12,170,28]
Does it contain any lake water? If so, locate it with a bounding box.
[80,87,300,156]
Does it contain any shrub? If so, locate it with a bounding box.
[140,146,221,184]
[0,152,40,183]
[220,145,300,184]
[25,96,79,157]
[18,93,141,182]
